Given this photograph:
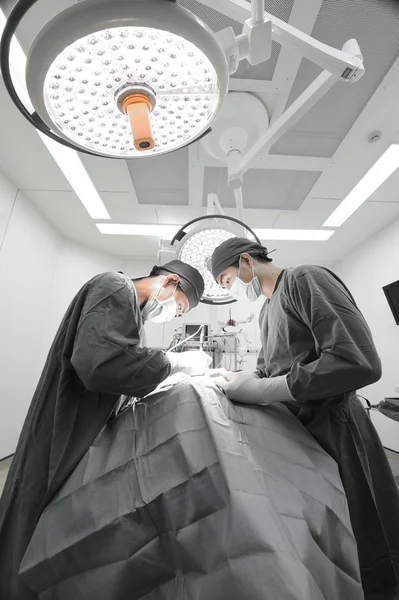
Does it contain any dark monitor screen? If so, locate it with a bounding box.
[383,280,399,325]
[184,324,209,340]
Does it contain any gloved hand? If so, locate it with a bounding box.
[167,350,212,377]
[206,368,230,379]
[214,371,293,405]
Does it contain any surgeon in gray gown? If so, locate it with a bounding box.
[0,260,211,600]
[211,237,399,600]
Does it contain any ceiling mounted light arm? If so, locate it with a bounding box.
[206,193,225,216]
[267,14,364,81]
[233,187,245,224]
[213,3,364,189]
[215,0,364,77]
[251,0,265,25]
[229,69,338,187]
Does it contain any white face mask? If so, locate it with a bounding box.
[230,260,262,302]
[142,279,178,323]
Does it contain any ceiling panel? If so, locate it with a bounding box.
[270,131,342,158]
[366,169,399,204]
[271,0,399,156]
[99,193,158,222]
[126,147,189,205]
[155,206,281,228]
[134,189,188,206]
[79,155,134,193]
[155,206,206,224]
[313,162,399,206]
[273,197,340,228]
[177,0,242,35]
[203,167,321,210]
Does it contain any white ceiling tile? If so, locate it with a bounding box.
[80,156,134,193]
[271,131,341,158]
[155,207,206,225]
[273,198,340,228]
[127,148,189,205]
[203,167,321,210]
[361,169,399,204]
[99,193,158,222]
[136,190,188,206]
[234,209,280,229]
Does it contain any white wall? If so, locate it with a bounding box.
[0,171,122,458]
[0,170,17,248]
[340,217,399,451]
[0,180,61,458]
[39,239,121,356]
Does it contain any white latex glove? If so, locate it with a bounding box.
[206,368,230,379]
[214,371,293,405]
[167,350,212,377]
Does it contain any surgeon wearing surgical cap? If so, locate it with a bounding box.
[0,260,210,600]
[210,236,399,600]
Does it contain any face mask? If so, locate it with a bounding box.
[142,280,178,323]
[230,260,262,302]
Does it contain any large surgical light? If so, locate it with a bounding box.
[1,0,365,167]
[159,215,261,305]
[1,0,229,158]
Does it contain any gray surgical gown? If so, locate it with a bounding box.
[0,272,171,600]
[257,265,399,600]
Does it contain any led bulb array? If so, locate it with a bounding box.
[44,26,219,157]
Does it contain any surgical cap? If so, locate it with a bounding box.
[150,260,204,309]
[210,237,270,279]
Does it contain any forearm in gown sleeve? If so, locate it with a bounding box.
[286,270,382,402]
[71,280,171,397]
[254,346,266,378]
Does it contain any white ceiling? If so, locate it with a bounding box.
[1,0,399,266]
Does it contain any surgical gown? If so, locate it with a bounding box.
[256,265,399,600]
[0,272,171,600]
